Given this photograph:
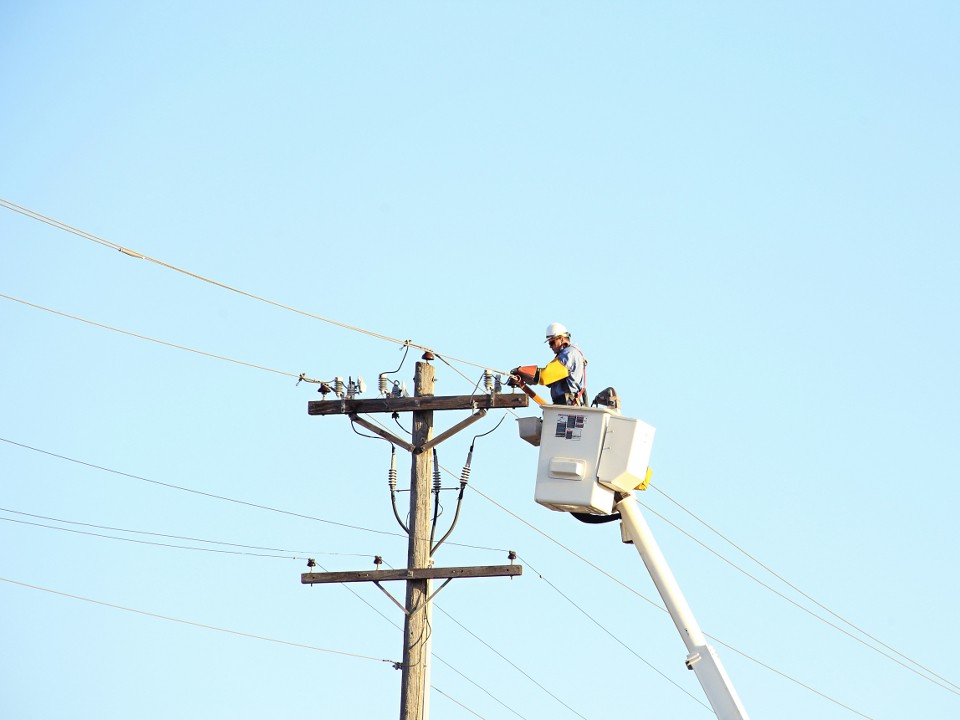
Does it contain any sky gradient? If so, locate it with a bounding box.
[2,3,959,718]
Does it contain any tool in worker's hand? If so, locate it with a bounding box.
[507,372,547,406]
[511,365,541,385]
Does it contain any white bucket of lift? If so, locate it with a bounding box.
[534,406,655,514]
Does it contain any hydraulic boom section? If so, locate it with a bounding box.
[616,492,749,720]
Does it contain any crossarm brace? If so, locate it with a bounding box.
[416,409,487,454]
[349,410,488,455]
[349,413,415,453]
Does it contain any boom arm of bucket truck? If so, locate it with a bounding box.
[615,492,750,719]
[520,405,749,720]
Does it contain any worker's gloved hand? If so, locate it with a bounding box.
[510,365,541,385]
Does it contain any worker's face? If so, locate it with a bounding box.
[547,335,564,354]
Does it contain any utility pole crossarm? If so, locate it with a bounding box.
[301,564,522,585]
[308,393,529,416]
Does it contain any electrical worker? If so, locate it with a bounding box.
[510,322,587,406]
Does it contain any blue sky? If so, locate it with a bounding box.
[2,3,959,718]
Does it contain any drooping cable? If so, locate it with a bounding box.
[428,415,509,556]
[386,445,408,534]
[431,445,470,556]
[430,448,442,546]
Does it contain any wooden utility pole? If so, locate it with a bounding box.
[399,361,434,720]
[303,359,529,720]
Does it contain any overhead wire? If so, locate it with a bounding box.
[0,293,304,380]
[0,435,908,719]
[0,436,406,539]
[5,251,944,694]
[0,292,525,422]
[0,198,509,376]
[1,515,316,560]
[313,560,529,720]
[467,484,882,718]
[0,308,936,714]
[649,485,960,694]
[518,555,712,712]
[2,432,592,716]
[4,198,948,709]
[0,437,511,556]
[0,506,376,561]
[360,405,887,717]
[430,687,487,719]
[0,527,507,716]
[637,495,960,696]
[706,635,875,720]
[344,406,960,709]
[433,602,605,719]
[356,396,956,704]
[0,576,400,666]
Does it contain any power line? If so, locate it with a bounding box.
[433,602,596,720]
[1,198,946,674]
[2,460,718,719]
[2,438,920,718]
[431,687,488,719]
[313,562,530,720]
[0,198,508,376]
[469,485,882,718]
[6,274,947,695]
[0,506,377,561]
[0,515,313,560]
[2,197,945,711]
[0,293,302,379]
[645,488,960,695]
[0,437,510,556]
[467,484,664,612]
[0,436,405,538]
[3,429,936,712]
[0,576,399,665]
[512,557,711,712]
[707,635,875,720]
[0,437,910,716]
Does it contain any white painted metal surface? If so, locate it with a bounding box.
[533,406,654,513]
[616,493,750,720]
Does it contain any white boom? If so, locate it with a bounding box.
[616,493,750,720]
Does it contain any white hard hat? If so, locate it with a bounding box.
[545,322,570,342]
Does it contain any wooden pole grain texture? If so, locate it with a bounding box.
[399,361,434,720]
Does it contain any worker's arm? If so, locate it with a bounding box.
[538,358,570,385]
[511,359,570,387]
